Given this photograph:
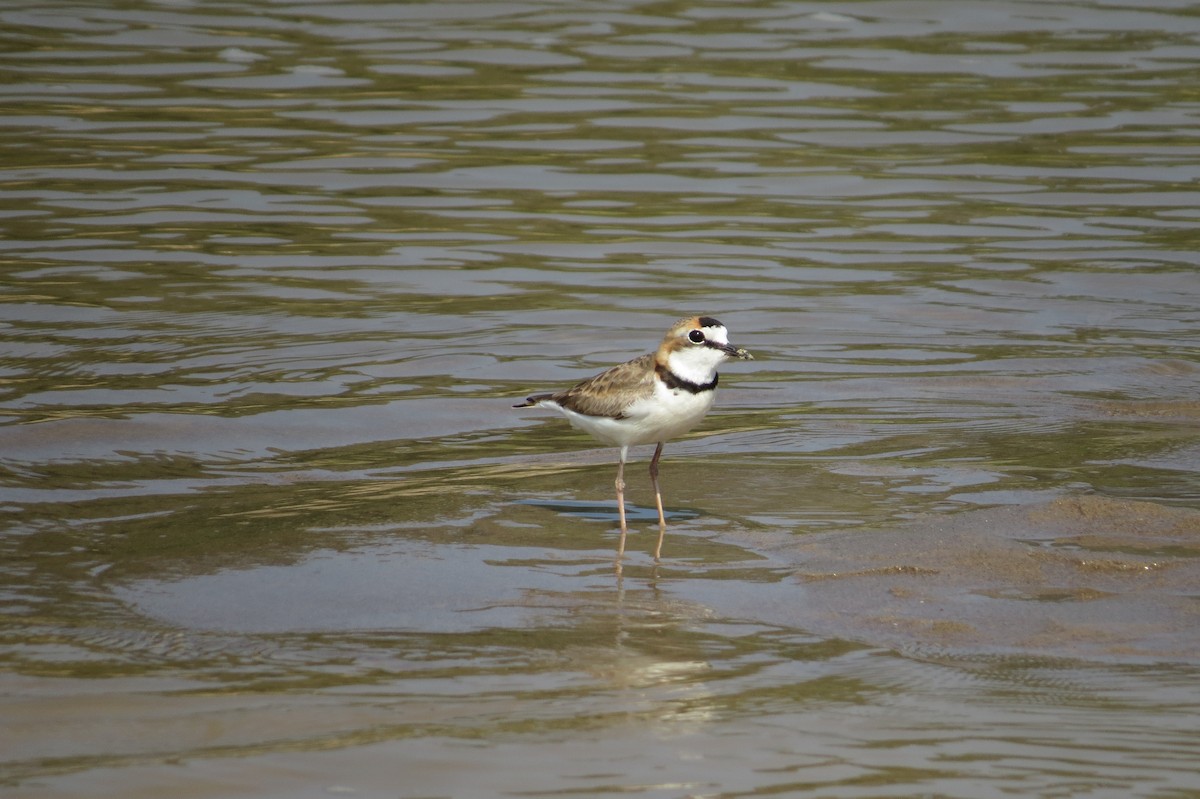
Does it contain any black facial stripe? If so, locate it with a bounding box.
[656,363,718,394]
[697,316,723,329]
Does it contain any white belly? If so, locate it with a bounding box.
[556,382,716,448]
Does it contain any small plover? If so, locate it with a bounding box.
[514,316,753,559]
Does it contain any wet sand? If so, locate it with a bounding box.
[768,495,1200,661]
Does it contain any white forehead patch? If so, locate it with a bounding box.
[701,323,730,346]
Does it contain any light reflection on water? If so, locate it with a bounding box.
[2,0,1200,795]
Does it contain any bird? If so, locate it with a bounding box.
[513,315,753,560]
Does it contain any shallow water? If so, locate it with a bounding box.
[2,0,1200,796]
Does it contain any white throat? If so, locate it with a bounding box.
[664,345,725,386]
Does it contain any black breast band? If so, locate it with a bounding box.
[656,363,718,394]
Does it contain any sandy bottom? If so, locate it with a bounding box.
[756,495,1200,661]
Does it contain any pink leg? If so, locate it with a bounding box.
[649,442,667,560]
[615,446,629,557]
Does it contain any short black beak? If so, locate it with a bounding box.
[718,342,754,360]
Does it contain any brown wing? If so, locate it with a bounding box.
[551,353,655,419]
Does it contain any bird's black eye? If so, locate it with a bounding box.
[688,329,705,344]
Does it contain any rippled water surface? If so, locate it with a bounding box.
[3,1,1200,796]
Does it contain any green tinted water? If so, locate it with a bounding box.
[2,1,1199,796]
